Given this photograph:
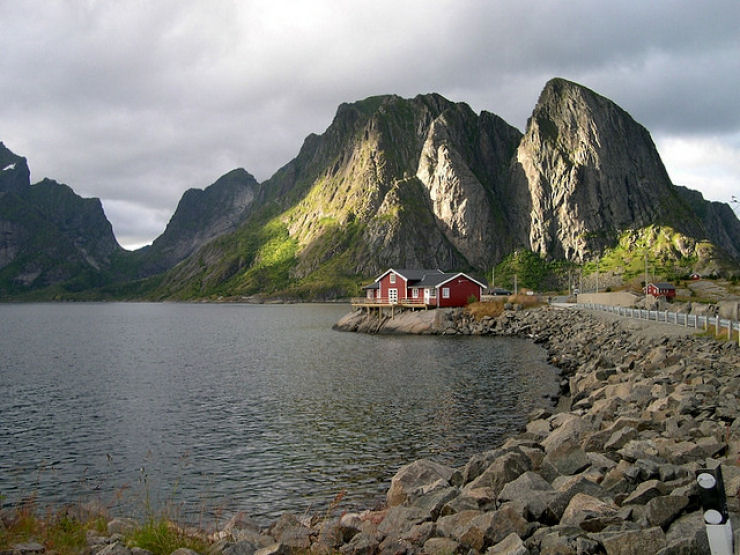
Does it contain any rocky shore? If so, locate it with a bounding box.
[7,307,738,555]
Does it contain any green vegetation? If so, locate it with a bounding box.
[581,225,710,283]
[125,518,209,555]
[493,249,576,292]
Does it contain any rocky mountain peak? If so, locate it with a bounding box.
[513,77,698,261]
[0,142,31,194]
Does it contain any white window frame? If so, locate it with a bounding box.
[389,288,398,304]
[442,287,450,299]
[412,287,419,298]
[389,273,396,284]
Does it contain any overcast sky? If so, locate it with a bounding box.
[1,1,738,249]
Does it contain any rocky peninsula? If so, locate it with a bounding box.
[6,307,738,555]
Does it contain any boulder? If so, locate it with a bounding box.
[386,459,454,507]
[464,451,531,495]
[422,537,461,554]
[621,479,667,506]
[498,471,557,521]
[541,440,591,480]
[596,526,666,554]
[451,505,528,551]
[559,493,619,532]
[487,532,529,555]
[645,495,689,529]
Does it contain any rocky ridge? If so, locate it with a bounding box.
[17,308,736,555]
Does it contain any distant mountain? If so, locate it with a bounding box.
[132,168,259,277]
[0,143,123,296]
[2,78,739,300]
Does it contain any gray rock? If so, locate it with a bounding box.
[645,495,689,529]
[410,486,459,519]
[547,476,608,522]
[221,539,259,555]
[107,517,139,536]
[465,450,531,495]
[274,526,312,550]
[559,493,619,532]
[386,459,454,507]
[442,487,497,515]
[422,537,461,554]
[96,542,133,555]
[377,506,429,539]
[339,532,381,555]
[498,471,557,521]
[451,505,528,551]
[604,427,638,452]
[486,532,529,555]
[621,479,667,506]
[541,440,591,480]
[8,542,45,554]
[659,511,710,554]
[596,526,666,554]
[435,510,481,539]
[170,549,201,555]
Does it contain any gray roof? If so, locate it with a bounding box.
[652,282,675,289]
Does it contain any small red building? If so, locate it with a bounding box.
[362,268,485,308]
[646,282,676,299]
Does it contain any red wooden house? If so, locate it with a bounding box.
[362,268,486,308]
[646,282,676,299]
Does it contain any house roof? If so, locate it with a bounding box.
[372,268,487,289]
[651,282,675,289]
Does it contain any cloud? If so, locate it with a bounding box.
[1,0,738,248]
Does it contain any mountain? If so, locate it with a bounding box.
[0,143,124,296]
[152,94,524,299]
[2,78,738,300]
[132,168,259,277]
[153,79,739,299]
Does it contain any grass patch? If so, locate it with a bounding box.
[125,518,209,555]
[466,295,544,321]
[0,499,108,554]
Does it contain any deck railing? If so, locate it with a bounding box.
[351,296,431,307]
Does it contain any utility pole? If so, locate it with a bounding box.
[596,258,599,293]
[644,252,649,295]
[491,267,495,291]
[514,274,518,296]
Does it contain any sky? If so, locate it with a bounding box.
[1,1,738,250]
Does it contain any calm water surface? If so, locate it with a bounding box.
[0,303,558,523]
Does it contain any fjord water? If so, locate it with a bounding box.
[0,303,558,523]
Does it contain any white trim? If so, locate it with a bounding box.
[434,272,487,289]
[412,287,419,298]
[442,287,450,299]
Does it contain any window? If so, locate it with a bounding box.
[412,288,419,298]
[367,289,374,299]
[389,288,398,304]
[442,287,450,299]
[389,273,396,284]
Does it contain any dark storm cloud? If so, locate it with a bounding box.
[1,0,738,248]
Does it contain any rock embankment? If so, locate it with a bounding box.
[327,307,739,553]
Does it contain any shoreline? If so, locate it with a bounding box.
[4,306,738,554]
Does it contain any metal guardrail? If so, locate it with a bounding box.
[576,303,740,345]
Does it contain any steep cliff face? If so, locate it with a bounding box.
[134,168,259,276]
[0,142,31,194]
[0,144,123,295]
[512,78,700,262]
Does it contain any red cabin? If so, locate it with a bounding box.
[646,282,676,299]
[362,268,485,308]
